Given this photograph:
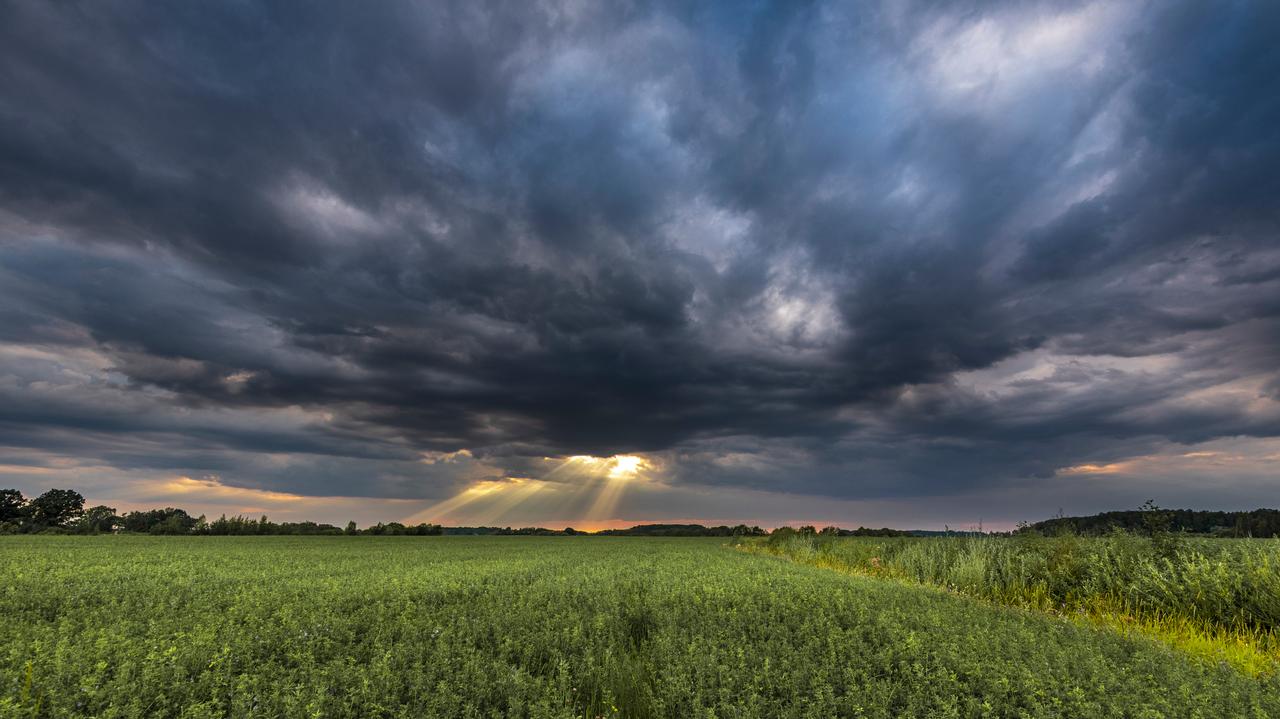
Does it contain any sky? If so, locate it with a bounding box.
[1,0,1278,531]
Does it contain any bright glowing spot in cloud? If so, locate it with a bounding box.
[161,475,308,502]
[1057,462,1129,476]
[1055,447,1261,479]
[918,1,1129,110]
[0,464,58,475]
[223,370,256,394]
[556,455,651,481]
[607,455,647,480]
[419,448,475,464]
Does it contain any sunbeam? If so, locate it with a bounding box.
[467,479,546,526]
[401,480,508,525]
[402,455,654,527]
[579,455,650,524]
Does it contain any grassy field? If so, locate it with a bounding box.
[3,537,1278,718]
[739,531,1280,676]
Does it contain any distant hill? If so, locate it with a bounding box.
[1022,508,1280,538]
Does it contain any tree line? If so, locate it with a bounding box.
[1020,504,1280,538]
[15,486,1262,538]
[1,487,918,537]
[0,488,444,536]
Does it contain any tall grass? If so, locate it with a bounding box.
[738,530,1280,675]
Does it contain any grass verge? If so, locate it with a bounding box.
[735,534,1280,677]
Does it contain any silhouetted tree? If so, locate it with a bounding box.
[122,507,196,534]
[1139,499,1172,534]
[151,512,197,535]
[0,489,26,522]
[767,526,798,545]
[1018,506,1280,538]
[77,505,121,533]
[29,488,85,528]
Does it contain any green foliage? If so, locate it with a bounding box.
[0,489,26,522]
[75,506,121,534]
[122,507,199,535]
[26,488,84,529]
[742,531,1280,673]
[1023,505,1280,538]
[2,536,1278,718]
[363,522,443,536]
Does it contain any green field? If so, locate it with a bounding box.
[741,531,1280,675]
[3,537,1278,718]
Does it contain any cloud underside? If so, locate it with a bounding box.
[1,0,1278,520]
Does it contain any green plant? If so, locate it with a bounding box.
[3,536,1277,717]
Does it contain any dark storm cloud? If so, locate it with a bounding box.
[1,0,1278,503]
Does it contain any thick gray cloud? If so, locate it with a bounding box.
[1,0,1278,516]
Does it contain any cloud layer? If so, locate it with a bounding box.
[1,0,1278,525]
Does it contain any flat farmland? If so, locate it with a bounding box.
[3,536,1277,718]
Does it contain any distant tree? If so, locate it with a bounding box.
[1139,499,1172,535]
[768,526,797,544]
[345,520,358,535]
[150,510,198,535]
[819,526,841,536]
[0,489,27,522]
[1016,506,1280,538]
[29,488,85,528]
[798,525,817,535]
[1138,499,1183,556]
[77,505,121,533]
[207,514,262,535]
[122,507,197,534]
[208,514,231,535]
[563,527,577,535]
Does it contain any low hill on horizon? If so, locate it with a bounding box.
[1022,508,1280,538]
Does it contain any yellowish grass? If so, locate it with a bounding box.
[737,541,1280,678]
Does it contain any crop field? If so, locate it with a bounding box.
[741,531,1280,675]
[3,537,1279,718]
